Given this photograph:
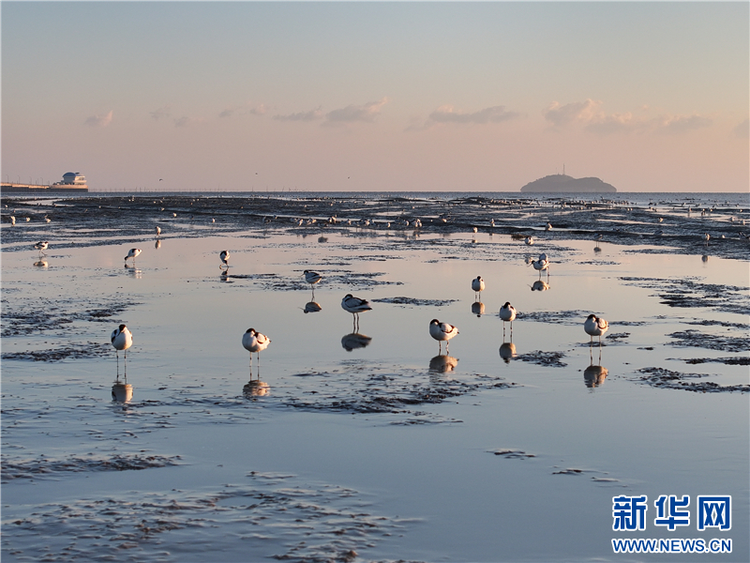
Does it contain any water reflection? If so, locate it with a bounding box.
[701,254,709,263]
[124,264,142,278]
[155,239,162,249]
[243,378,270,398]
[303,301,322,314]
[429,354,458,373]
[584,364,608,388]
[341,332,372,351]
[471,301,485,317]
[111,380,134,403]
[33,259,49,268]
[499,342,517,364]
[530,280,550,292]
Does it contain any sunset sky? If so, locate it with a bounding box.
[2,1,748,193]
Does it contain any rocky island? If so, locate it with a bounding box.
[520,174,616,193]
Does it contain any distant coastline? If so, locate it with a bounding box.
[520,174,616,193]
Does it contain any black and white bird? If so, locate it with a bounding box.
[524,236,534,246]
[429,319,459,354]
[124,248,142,263]
[304,270,323,286]
[155,225,161,237]
[471,276,485,299]
[242,328,270,365]
[499,302,517,338]
[111,324,133,376]
[584,314,609,345]
[341,294,372,330]
[532,253,549,277]
[219,250,230,270]
[34,241,49,255]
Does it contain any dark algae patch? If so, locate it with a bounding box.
[636,367,749,393]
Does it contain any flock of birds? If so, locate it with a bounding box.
[108,253,609,378]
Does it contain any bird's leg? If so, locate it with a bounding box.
[116,351,120,378]
[123,351,127,377]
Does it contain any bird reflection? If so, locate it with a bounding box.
[701,254,709,263]
[471,301,485,317]
[111,380,134,403]
[531,280,550,291]
[429,354,458,373]
[499,342,517,364]
[341,332,372,351]
[243,378,270,398]
[34,259,49,268]
[220,269,229,282]
[124,264,142,278]
[155,239,162,249]
[584,364,608,388]
[303,301,322,314]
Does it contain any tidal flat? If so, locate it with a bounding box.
[2,193,749,562]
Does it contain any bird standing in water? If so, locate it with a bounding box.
[499,302,517,339]
[111,324,133,377]
[124,248,142,264]
[471,276,485,300]
[429,319,459,354]
[242,328,271,369]
[584,314,609,345]
[219,250,230,269]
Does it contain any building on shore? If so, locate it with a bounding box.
[1,172,88,193]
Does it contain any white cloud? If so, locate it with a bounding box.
[545,99,714,136]
[84,110,113,127]
[219,101,267,119]
[324,98,388,125]
[732,118,749,138]
[428,104,521,125]
[273,107,324,122]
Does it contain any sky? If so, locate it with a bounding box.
[2,1,748,193]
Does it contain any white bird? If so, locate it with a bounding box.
[124,248,142,263]
[242,328,271,365]
[10,216,15,226]
[532,254,549,277]
[429,319,459,353]
[471,276,485,298]
[524,236,534,246]
[111,324,133,376]
[584,314,609,345]
[44,215,51,223]
[703,233,710,245]
[545,222,552,231]
[499,302,517,338]
[34,241,49,255]
[155,225,161,237]
[219,250,230,269]
[304,270,323,286]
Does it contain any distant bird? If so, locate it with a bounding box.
[703,233,710,246]
[545,222,552,231]
[155,225,161,237]
[429,319,459,353]
[124,248,142,263]
[471,276,485,299]
[584,314,609,345]
[219,250,230,269]
[242,328,270,366]
[524,236,534,246]
[10,216,15,226]
[499,302,517,338]
[34,241,49,255]
[44,215,51,223]
[304,270,323,286]
[111,324,133,376]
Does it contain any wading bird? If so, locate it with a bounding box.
[499,302,517,339]
[124,248,142,263]
[111,324,133,376]
[34,241,49,255]
[429,319,459,354]
[219,250,230,270]
[242,328,270,367]
[341,294,372,331]
[584,314,609,345]
[471,276,485,299]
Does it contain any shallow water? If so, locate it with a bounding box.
[2,193,749,562]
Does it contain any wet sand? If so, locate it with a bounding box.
[2,193,748,562]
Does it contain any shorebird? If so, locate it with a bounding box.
[525,236,534,246]
[111,324,133,376]
[499,302,517,338]
[471,276,485,299]
[124,248,142,263]
[545,222,553,231]
[304,270,323,286]
[341,294,372,331]
[219,250,230,269]
[429,319,459,354]
[10,216,15,226]
[532,253,549,277]
[584,314,609,345]
[703,233,710,246]
[34,241,49,255]
[242,328,271,366]
[155,225,161,237]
